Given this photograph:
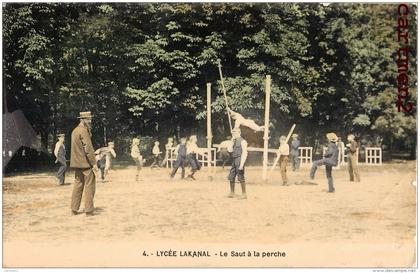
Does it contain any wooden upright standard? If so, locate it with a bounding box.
[262,75,271,181]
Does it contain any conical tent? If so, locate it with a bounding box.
[2,110,47,169]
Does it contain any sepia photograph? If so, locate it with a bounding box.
[2,1,417,269]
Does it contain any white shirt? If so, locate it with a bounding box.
[131,145,141,158]
[152,145,161,156]
[54,141,64,158]
[219,140,233,152]
[278,143,289,156]
[186,142,199,155]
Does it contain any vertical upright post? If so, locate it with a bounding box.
[262,75,271,181]
[207,83,212,170]
[104,126,107,145]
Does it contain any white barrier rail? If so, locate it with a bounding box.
[365,147,382,165]
[166,147,217,168]
[299,147,312,165]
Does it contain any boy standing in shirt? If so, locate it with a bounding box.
[278,136,290,186]
[54,133,66,185]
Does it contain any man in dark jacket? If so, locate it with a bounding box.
[170,137,187,179]
[70,111,97,216]
[54,133,66,185]
[309,132,339,193]
[290,134,300,171]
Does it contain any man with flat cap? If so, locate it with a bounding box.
[70,111,97,216]
[54,133,67,185]
[309,132,339,193]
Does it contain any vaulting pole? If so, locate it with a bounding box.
[262,75,271,181]
[217,60,233,132]
[207,83,213,180]
[207,83,212,167]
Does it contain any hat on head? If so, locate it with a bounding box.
[57,133,65,138]
[280,135,287,141]
[348,134,355,140]
[292,134,298,138]
[108,142,114,146]
[132,138,140,144]
[154,141,159,145]
[326,132,338,142]
[78,111,93,119]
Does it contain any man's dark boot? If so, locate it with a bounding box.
[170,168,176,179]
[238,181,247,199]
[227,181,235,198]
[327,177,335,192]
[190,171,196,180]
[309,165,317,180]
[86,211,95,217]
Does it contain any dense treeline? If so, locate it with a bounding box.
[3,3,417,165]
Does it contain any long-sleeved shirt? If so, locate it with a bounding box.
[186,142,199,155]
[278,143,290,156]
[218,140,233,152]
[131,145,141,158]
[54,141,66,163]
[95,147,116,158]
[152,145,161,156]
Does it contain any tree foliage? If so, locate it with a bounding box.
[3,3,417,158]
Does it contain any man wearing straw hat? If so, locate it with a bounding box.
[309,132,339,193]
[278,135,290,186]
[70,111,97,216]
[54,133,67,185]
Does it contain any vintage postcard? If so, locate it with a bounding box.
[2,1,417,269]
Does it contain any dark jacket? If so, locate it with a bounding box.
[70,124,96,168]
[290,139,300,156]
[348,140,359,155]
[324,142,339,166]
[177,144,187,159]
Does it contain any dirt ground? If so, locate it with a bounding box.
[2,161,417,268]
